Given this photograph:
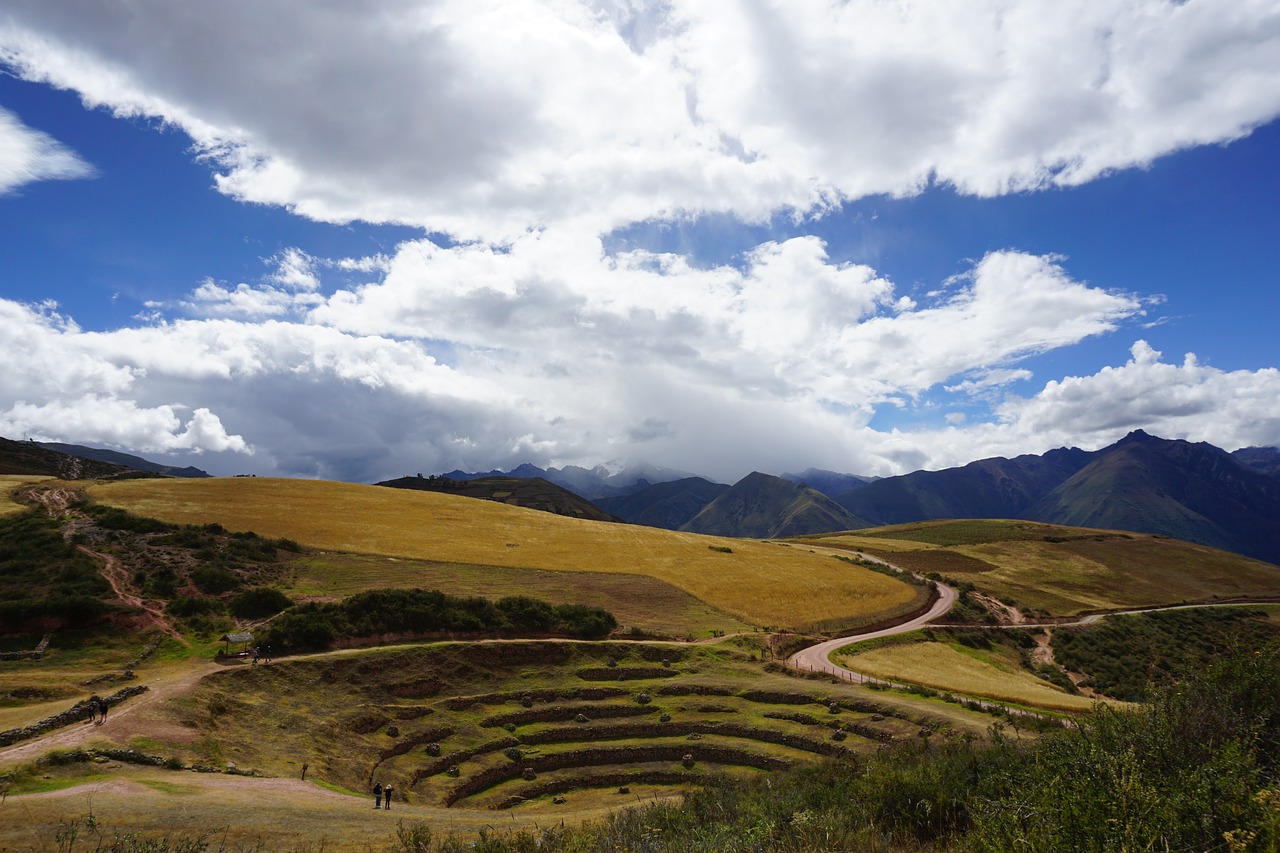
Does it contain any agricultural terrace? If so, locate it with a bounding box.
[799,519,1280,616]
[89,478,918,631]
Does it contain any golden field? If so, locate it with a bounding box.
[0,474,49,516]
[89,477,916,630]
[835,640,1098,712]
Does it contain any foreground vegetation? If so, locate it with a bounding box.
[1052,605,1280,701]
[11,646,1279,852]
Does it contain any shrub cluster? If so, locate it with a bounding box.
[262,589,616,652]
[1053,607,1280,700]
[0,511,113,634]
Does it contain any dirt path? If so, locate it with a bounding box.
[787,549,959,674]
[0,659,220,766]
[79,544,187,645]
[22,483,80,516]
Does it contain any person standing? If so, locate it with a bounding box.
[383,783,393,810]
[373,781,383,809]
[97,697,107,725]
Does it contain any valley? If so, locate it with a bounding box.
[2,445,1280,850]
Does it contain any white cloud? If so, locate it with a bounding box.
[3,2,1279,481]
[0,105,94,193]
[1,238,1169,481]
[875,341,1280,472]
[1,397,249,455]
[995,340,1280,449]
[3,1,1279,237]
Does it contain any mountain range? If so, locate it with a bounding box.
[440,461,694,500]
[4,431,1279,566]
[834,430,1280,565]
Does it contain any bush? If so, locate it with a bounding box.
[168,596,226,618]
[191,565,240,595]
[262,588,617,651]
[229,587,293,619]
[554,603,617,639]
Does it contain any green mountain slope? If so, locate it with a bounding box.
[681,472,869,538]
[595,477,729,529]
[1032,431,1280,563]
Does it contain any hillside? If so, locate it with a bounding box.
[801,519,1280,617]
[87,477,919,631]
[377,475,620,522]
[834,431,1280,565]
[681,472,869,538]
[594,476,729,530]
[1031,432,1280,564]
[835,446,1093,524]
[1232,445,1280,477]
[35,441,210,478]
[0,436,149,480]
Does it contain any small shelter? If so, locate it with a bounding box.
[220,632,254,658]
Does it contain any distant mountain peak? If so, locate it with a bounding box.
[681,471,868,538]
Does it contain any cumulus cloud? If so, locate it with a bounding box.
[3,1,1279,237]
[3,2,1279,480]
[0,241,1179,481]
[880,341,1280,472]
[0,105,94,193]
[1,397,249,455]
[996,340,1280,449]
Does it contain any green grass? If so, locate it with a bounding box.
[311,778,362,797]
[1051,606,1280,701]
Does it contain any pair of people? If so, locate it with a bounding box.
[372,781,394,809]
[85,695,107,725]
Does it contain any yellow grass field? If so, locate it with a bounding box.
[807,520,1280,615]
[89,478,917,630]
[0,474,48,516]
[835,640,1097,712]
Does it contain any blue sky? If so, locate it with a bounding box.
[2,2,1279,483]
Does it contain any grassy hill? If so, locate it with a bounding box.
[88,477,920,632]
[798,519,1280,616]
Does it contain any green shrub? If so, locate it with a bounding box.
[191,565,240,594]
[228,587,293,619]
[553,603,617,639]
[168,596,226,618]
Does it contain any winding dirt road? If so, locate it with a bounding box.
[788,552,958,676]
[786,549,1279,691]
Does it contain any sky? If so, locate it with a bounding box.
[2,1,1279,485]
